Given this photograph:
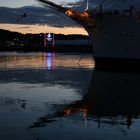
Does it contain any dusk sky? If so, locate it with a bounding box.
[0,0,139,34]
[0,0,81,8]
[0,0,88,35]
[0,0,140,8]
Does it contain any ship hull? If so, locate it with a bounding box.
[88,69,140,116]
[94,57,140,73]
[88,14,140,70]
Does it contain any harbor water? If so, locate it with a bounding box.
[0,52,140,140]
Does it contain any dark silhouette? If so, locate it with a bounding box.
[17,12,27,22]
[28,69,140,129]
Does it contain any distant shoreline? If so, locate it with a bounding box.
[0,29,92,53]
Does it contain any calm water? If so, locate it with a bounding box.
[0,52,140,140]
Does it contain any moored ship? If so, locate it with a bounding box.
[38,0,140,70]
[87,0,140,70]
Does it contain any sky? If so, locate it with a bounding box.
[0,0,81,8]
[0,0,140,34]
[0,0,38,7]
[0,0,139,8]
[0,0,87,35]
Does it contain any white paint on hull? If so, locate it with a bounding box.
[90,14,140,59]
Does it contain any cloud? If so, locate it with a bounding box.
[0,6,80,27]
[0,0,37,7]
[89,0,140,10]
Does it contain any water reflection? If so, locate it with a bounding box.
[0,52,94,69]
[1,52,140,140]
[65,70,140,128]
[0,52,95,140]
[27,70,140,140]
[29,69,140,129]
[45,52,55,70]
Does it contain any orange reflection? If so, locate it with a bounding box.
[0,53,94,69]
[64,106,88,119]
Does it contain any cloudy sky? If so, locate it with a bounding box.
[0,0,139,34]
[0,0,139,8]
[0,0,82,8]
[0,0,38,7]
[0,0,88,34]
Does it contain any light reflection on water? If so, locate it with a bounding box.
[0,52,140,140]
[0,52,94,69]
[0,52,94,140]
